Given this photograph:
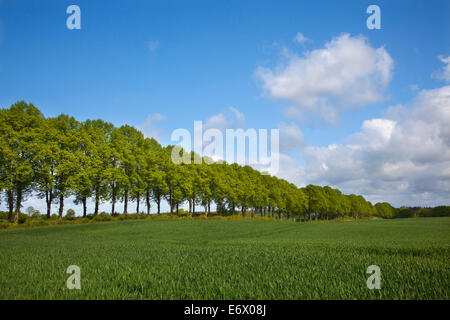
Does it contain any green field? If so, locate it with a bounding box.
[0,217,449,299]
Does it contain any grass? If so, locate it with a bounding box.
[0,217,449,299]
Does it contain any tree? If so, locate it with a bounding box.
[115,125,144,214]
[0,101,43,223]
[1,101,402,224]
[51,115,82,221]
[210,162,229,216]
[304,185,326,221]
[34,117,59,218]
[197,162,213,217]
[140,137,162,215]
[151,147,168,215]
[26,206,39,217]
[73,122,93,217]
[106,128,128,215]
[83,119,115,215]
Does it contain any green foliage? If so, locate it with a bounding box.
[375,202,396,218]
[25,206,40,217]
[0,212,9,220]
[92,212,113,222]
[395,207,415,218]
[0,221,11,229]
[15,212,28,224]
[1,101,446,223]
[431,206,450,217]
[65,209,76,220]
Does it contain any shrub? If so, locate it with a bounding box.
[0,211,9,220]
[431,206,450,217]
[93,212,112,222]
[23,219,50,228]
[176,208,189,216]
[417,208,433,217]
[117,214,140,221]
[395,207,415,218]
[31,212,41,218]
[0,221,11,229]
[375,202,396,218]
[78,218,92,224]
[17,212,28,224]
[64,209,76,220]
[26,206,40,217]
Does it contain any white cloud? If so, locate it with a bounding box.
[204,113,228,131]
[204,106,245,131]
[278,123,306,152]
[409,84,419,92]
[432,55,450,82]
[256,33,394,123]
[147,40,160,52]
[195,107,246,161]
[136,113,166,139]
[228,106,245,121]
[294,32,309,44]
[278,85,450,206]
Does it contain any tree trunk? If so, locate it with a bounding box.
[45,189,52,219]
[169,190,173,214]
[192,201,195,215]
[14,188,22,224]
[111,186,116,215]
[208,201,211,216]
[136,192,140,214]
[124,189,128,214]
[7,189,14,222]
[157,196,161,214]
[176,203,179,215]
[82,197,87,217]
[94,191,99,215]
[218,201,222,216]
[146,190,151,215]
[189,199,192,216]
[58,193,64,221]
[204,204,207,217]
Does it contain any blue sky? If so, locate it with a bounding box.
[1,0,449,212]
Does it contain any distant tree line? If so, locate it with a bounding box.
[380,205,450,219]
[1,101,448,224]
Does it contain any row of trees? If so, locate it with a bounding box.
[1,101,388,223]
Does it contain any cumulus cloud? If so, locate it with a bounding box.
[136,113,166,139]
[294,32,309,44]
[204,106,245,131]
[409,84,419,92]
[432,55,450,82]
[191,106,246,161]
[228,106,245,121]
[256,33,393,123]
[278,122,306,152]
[147,40,159,52]
[280,85,450,206]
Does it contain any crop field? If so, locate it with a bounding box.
[0,217,449,299]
